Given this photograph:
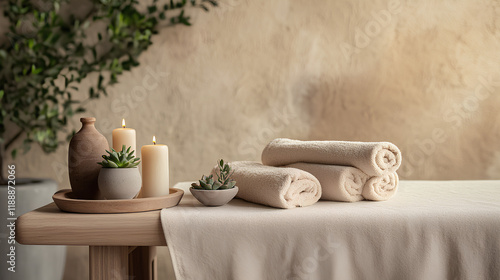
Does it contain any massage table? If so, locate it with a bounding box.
[16,180,500,279]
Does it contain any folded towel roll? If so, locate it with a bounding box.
[362,172,399,201]
[287,163,369,202]
[212,161,321,209]
[262,138,402,177]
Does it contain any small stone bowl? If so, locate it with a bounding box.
[189,186,239,206]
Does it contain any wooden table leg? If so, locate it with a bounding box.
[89,246,129,280]
[128,246,158,280]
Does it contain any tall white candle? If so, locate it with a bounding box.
[141,136,169,197]
[112,119,136,153]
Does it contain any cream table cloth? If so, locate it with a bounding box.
[161,181,500,280]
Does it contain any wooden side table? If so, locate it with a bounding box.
[16,203,166,280]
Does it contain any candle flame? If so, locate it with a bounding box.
[121,119,126,128]
[153,136,156,145]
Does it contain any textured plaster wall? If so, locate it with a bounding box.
[4,0,500,279]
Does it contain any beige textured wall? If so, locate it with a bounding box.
[6,0,500,279]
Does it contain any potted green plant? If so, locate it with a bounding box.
[190,159,238,206]
[0,0,217,278]
[97,145,141,199]
[0,0,219,175]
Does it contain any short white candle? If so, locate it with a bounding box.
[112,119,136,153]
[141,136,169,197]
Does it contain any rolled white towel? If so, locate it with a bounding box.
[262,138,402,177]
[212,161,321,209]
[287,163,369,202]
[362,172,399,201]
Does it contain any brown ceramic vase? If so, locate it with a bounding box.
[68,117,109,199]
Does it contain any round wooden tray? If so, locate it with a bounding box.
[53,188,184,214]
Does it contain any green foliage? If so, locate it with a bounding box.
[192,159,236,190]
[0,0,217,161]
[98,145,140,168]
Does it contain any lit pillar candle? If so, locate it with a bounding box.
[141,136,169,197]
[112,119,136,153]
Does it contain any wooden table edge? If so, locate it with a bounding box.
[16,203,167,246]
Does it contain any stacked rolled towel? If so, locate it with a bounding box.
[212,161,321,209]
[262,138,402,177]
[286,163,368,202]
[262,138,402,201]
[362,172,399,201]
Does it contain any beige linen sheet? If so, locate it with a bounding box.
[161,181,500,280]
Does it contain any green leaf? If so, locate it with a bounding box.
[148,5,157,13]
[11,149,17,159]
[212,181,221,190]
[110,151,120,162]
[28,39,35,49]
[0,0,214,160]
[227,180,236,189]
[200,180,211,190]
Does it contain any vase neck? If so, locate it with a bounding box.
[80,117,96,127]
[79,117,97,132]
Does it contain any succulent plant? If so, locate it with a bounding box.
[98,145,140,168]
[191,159,236,190]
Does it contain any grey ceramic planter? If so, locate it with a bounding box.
[98,168,141,199]
[190,186,238,206]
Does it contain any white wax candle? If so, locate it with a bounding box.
[112,119,136,153]
[141,136,169,197]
